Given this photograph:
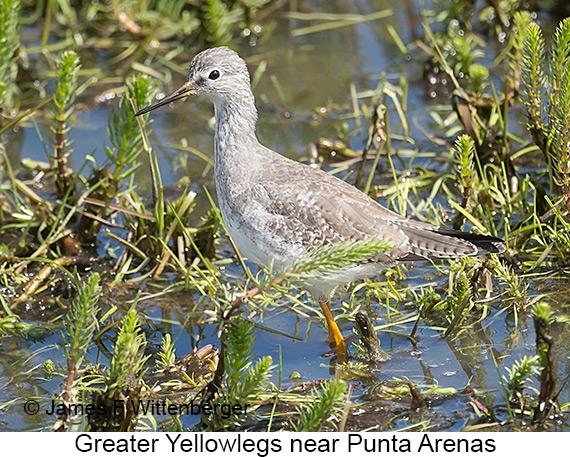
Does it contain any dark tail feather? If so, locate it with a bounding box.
[396,223,505,261]
[435,227,505,255]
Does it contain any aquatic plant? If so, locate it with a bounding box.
[0,0,20,113]
[522,18,570,213]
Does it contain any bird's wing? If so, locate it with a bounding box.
[252,158,503,261]
[253,162,412,258]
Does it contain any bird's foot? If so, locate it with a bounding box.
[333,338,348,362]
[325,326,347,362]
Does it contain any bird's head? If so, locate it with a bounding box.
[135,47,251,116]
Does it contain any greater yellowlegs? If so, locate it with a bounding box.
[135,47,504,358]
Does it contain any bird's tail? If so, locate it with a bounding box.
[395,222,505,261]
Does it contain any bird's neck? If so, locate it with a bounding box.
[213,93,261,170]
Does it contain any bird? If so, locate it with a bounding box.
[135,47,505,359]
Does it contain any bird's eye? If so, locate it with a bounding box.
[209,70,220,80]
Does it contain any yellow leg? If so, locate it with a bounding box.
[319,299,347,360]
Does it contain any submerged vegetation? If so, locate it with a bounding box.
[1,0,570,432]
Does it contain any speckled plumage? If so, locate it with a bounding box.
[137,47,505,300]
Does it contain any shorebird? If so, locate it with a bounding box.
[135,47,504,358]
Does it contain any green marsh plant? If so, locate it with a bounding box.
[203,318,273,431]
[0,0,20,114]
[61,272,101,404]
[502,355,540,412]
[106,308,149,399]
[291,378,347,432]
[496,302,561,422]
[522,18,570,213]
[201,0,235,45]
[79,73,156,242]
[88,308,149,432]
[155,333,176,372]
[201,0,271,44]
[52,50,81,197]
[108,74,155,188]
[532,302,557,420]
[452,134,477,229]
